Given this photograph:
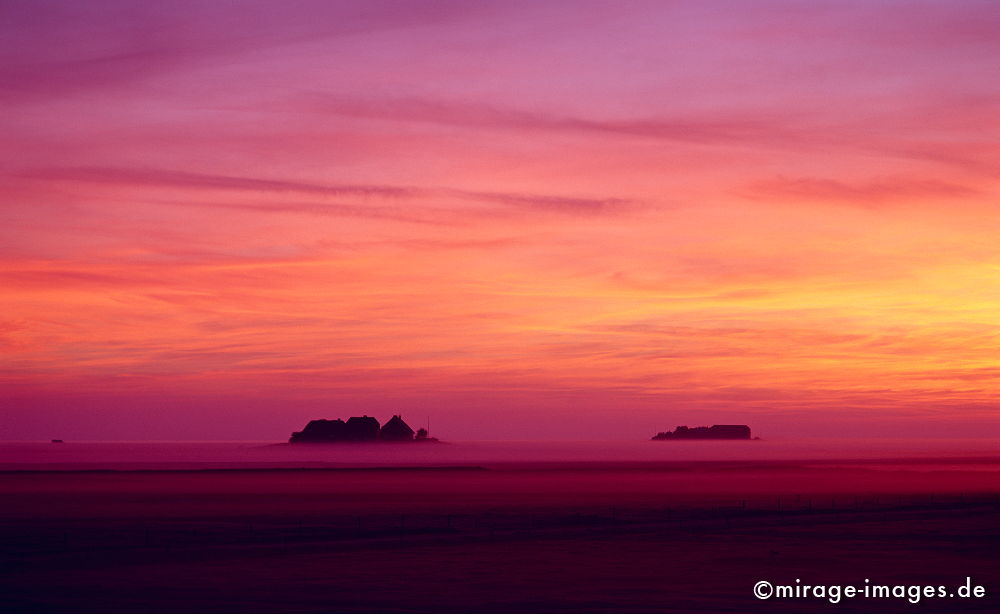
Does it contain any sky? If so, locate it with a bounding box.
[3,0,1000,440]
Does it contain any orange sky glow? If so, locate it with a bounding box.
[3,1,1000,439]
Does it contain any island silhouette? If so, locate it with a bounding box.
[651,424,752,440]
[289,415,438,443]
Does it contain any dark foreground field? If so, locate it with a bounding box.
[1,461,998,613]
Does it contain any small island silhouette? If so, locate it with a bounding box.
[652,425,752,440]
[289,414,439,443]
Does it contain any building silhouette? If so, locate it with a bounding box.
[344,416,380,440]
[289,414,420,443]
[652,424,751,440]
[380,415,415,441]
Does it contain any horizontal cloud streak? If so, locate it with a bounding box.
[18,166,416,197]
[1,0,498,101]
[743,176,982,206]
[17,166,638,218]
[306,95,798,146]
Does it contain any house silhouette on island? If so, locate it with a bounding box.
[289,415,432,443]
[652,424,752,440]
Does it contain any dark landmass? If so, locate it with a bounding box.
[289,414,439,443]
[652,424,752,440]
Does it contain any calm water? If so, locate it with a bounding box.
[3,440,998,614]
[1,438,998,472]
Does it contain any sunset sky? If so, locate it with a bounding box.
[3,0,1000,440]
